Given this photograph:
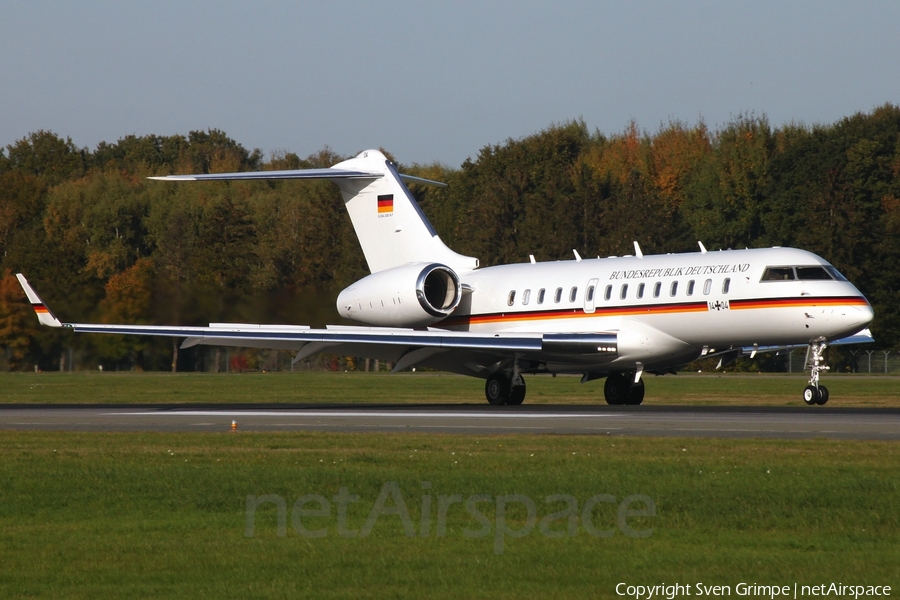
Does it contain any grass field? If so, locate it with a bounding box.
[2,374,898,597]
[1,370,899,406]
[1,431,898,598]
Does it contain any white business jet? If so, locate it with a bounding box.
[17,150,874,406]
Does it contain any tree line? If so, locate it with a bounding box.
[1,105,898,371]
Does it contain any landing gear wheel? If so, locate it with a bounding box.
[507,374,526,405]
[485,373,510,406]
[803,340,831,406]
[604,373,630,406]
[803,385,819,406]
[625,379,645,405]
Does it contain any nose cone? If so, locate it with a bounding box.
[835,297,874,339]
[855,299,875,330]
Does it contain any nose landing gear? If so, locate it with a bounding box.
[803,340,829,405]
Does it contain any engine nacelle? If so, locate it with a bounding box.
[336,263,461,327]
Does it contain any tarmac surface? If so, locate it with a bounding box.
[1,404,900,439]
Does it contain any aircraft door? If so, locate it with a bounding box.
[584,278,598,314]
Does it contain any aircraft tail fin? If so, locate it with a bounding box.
[149,150,479,274]
[328,151,478,273]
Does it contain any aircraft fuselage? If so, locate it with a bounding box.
[443,246,871,373]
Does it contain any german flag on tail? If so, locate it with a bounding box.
[377,194,393,214]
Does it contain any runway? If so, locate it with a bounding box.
[1,404,899,439]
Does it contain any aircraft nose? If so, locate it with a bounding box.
[857,300,875,328]
[845,297,874,331]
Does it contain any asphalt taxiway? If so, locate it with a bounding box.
[1,404,899,439]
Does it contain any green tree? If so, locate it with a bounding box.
[5,130,86,186]
[684,114,774,250]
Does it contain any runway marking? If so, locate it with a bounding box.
[265,423,555,430]
[108,410,625,419]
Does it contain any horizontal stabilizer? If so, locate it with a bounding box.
[149,168,381,182]
[397,174,448,188]
[148,149,473,273]
[148,169,446,187]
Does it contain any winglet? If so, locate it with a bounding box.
[15,274,63,327]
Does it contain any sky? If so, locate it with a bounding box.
[2,1,899,167]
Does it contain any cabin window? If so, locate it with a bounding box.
[722,278,731,294]
[637,283,645,299]
[653,282,661,298]
[703,279,712,295]
[687,280,695,296]
[670,281,678,297]
[507,290,516,306]
[761,267,795,281]
[796,266,833,280]
[554,287,563,303]
[569,287,578,302]
[586,286,594,302]
[522,289,531,305]
[537,288,545,304]
[604,285,612,301]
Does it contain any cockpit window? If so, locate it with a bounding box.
[762,265,838,282]
[761,267,795,281]
[796,266,833,281]
[825,266,848,282]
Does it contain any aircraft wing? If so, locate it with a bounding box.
[702,328,874,369]
[16,274,614,374]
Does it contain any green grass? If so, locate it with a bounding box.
[1,371,899,406]
[1,432,897,598]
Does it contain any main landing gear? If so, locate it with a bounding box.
[803,340,829,406]
[604,372,644,405]
[484,372,526,406]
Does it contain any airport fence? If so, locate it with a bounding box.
[785,347,900,375]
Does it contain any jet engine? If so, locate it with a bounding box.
[336,262,461,327]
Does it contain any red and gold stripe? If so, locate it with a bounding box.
[443,301,708,327]
[730,296,869,310]
[442,296,868,327]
